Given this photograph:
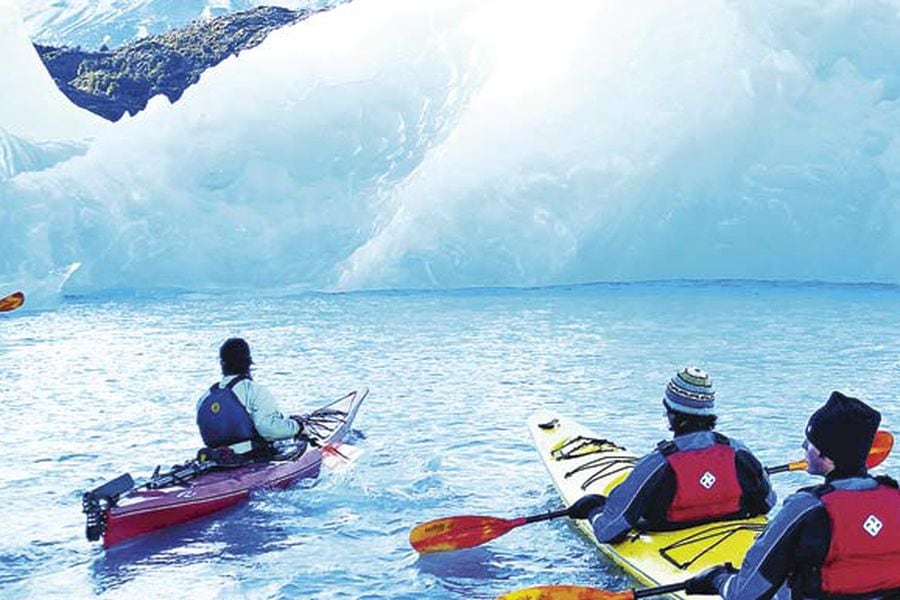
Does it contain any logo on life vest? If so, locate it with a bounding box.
[211,401,221,414]
[863,514,883,537]
[699,471,717,489]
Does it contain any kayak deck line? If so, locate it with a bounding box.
[565,455,638,489]
[551,435,626,459]
[550,435,638,488]
[656,521,767,570]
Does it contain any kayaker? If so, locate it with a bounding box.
[685,391,900,599]
[568,366,776,542]
[196,337,304,459]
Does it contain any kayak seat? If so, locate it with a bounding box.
[197,439,308,467]
[196,446,256,467]
[269,439,308,462]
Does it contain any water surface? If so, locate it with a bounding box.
[1,281,898,598]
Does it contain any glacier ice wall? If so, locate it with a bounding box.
[0,129,88,181]
[4,0,900,293]
[3,0,478,291]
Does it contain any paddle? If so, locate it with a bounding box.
[496,581,687,600]
[410,430,894,554]
[766,429,893,474]
[497,581,687,600]
[410,509,571,554]
[0,291,25,312]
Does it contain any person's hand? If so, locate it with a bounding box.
[685,563,737,595]
[567,494,606,519]
[290,415,306,438]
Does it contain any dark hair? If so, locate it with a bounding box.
[666,409,717,434]
[219,337,253,376]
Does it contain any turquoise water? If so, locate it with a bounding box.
[1,281,898,599]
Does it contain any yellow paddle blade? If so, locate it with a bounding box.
[0,291,25,313]
[497,585,635,600]
[786,459,808,472]
[409,515,523,554]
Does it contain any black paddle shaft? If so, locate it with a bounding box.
[523,508,571,524]
[766,463,792,475]
[634,581,689,598]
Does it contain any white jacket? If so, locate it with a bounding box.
[197,374,300,449]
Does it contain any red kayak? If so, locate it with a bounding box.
[83,389,366,548]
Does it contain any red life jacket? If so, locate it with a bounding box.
[662,434,742,523]
[818,483,900,595]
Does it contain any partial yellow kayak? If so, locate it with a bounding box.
[528,412,766,600]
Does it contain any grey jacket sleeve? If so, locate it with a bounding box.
[590,450,670,543]
[241,381,301,441]
[717,491,822,600]
[731,438,778,516]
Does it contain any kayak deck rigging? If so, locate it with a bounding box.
[551,435,627,459]
[657,521,767,570]
[551,436,637,490]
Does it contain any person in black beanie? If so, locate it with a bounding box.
[196,338,305,459]
[804,391,880,477]
[686,391,900,599]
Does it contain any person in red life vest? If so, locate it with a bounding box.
[686,391,900,599]
[196,338,305,460]
[567,367,776,542]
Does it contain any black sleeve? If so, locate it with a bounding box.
[638,467,677,528]
[591,451,675,542]
[735,447,776,516]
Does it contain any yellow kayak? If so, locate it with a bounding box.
[528,411,766,599]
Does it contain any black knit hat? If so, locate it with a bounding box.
[805,391,880,471]
[219,337,253,375]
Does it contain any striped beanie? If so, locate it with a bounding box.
[663,366,716,416]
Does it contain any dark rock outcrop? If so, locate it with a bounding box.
[35,6,315,121]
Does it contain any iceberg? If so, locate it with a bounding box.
[0,0,106,140]
[0,128,87,181]
[3,0,900,295]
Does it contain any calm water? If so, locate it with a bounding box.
[1,281,898,599]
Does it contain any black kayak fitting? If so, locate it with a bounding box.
[82,473,135,541]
